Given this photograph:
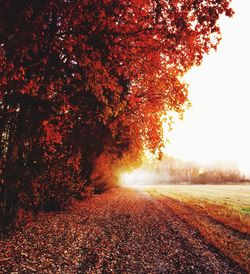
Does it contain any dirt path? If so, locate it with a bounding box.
[0,188,248,273]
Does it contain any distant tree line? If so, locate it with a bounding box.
[158,157,249,184]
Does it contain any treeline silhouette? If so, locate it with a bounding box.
[157,157,249,185]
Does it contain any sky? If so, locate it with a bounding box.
[165,0,250,175]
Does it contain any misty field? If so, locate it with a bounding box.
[143,184,250,215]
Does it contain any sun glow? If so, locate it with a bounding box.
[120,168,148,187]
[120,169,143,187]
[163,0,250,175]
[120,167,163,187]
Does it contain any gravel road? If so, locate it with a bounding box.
[0,187,248,273]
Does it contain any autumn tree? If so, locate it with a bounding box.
[0,0,234,224]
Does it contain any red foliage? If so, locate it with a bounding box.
[0,0,234,224]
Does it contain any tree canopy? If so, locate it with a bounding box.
[0,0,233,224]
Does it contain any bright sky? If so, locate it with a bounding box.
[165,0,250,175]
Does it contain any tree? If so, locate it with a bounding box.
[0,0,234,224]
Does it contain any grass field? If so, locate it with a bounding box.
[141,184,250,235]
[140,184,250,271]
[142,184,250,215]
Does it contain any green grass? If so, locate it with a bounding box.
[141,184,250,215]
[241,207,250,215]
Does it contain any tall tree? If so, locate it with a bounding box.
[0,0,234,224]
